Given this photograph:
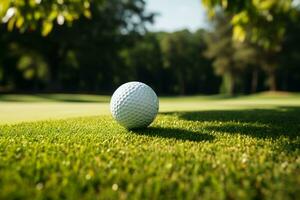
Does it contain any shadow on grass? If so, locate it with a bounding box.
[131,127,215,142]
[0,94,109,103]
[36,94,108,103]
[162,106,300,141]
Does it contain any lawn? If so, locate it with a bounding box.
[0,93,299,199]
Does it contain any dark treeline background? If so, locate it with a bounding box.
[0,0,300,95]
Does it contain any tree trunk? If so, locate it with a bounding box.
[268,70,277,91]
[282,71,288,91]
[264,50,277,91]
[48,50,60,91]
[33,65,39,92]
[251,69,258,93]
[229,72,235,96]
[178,72,185,95]
[47,43,67,92]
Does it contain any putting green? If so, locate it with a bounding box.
[0,92,299,199]
[1,92,300,124]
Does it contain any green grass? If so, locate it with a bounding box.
[1,92,300,124]
[0,94,110,102]
[0,93,299,199]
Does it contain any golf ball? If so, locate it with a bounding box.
[110,81,159,129]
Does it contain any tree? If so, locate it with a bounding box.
[0,0,92,36]
[158,30,218,95]
[119,33,164,91]
[202,0,297,91]
[160,30,190,94]
[202,0,294,48]
[278,8,300,91]
[0,0,154,92]
[204,13,259,95]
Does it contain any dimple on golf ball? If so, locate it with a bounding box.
[110,81,159,129]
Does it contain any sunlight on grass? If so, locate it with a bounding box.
[1,93,300,124]
[0,99,299,199]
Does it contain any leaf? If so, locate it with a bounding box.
[48,10,58,21]
[83,9,91,19]
[233,25,246,42]
[64,12,74,21]
[231,11,249,25]
[260,0,277,10]
[29,0,36,7]
[201,0,216,18]
[84,1,90,9]
[42,20,53,36]
[221,0,228,9]
[24,69,34,80]
[16,16,24,28]
[0,0,10,18]
[34,11,41,20]
[7,16,16,31]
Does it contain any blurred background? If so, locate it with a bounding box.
[0,0,299,96]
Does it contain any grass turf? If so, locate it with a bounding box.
[0,93,299,199]
[1,92,300,124]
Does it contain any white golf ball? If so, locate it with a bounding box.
[110,81,159,129]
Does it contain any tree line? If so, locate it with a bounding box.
[0,0,299,95]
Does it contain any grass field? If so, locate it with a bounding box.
[0,93,299,199]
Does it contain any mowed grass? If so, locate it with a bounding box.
[0,92,300,199]
[1,92,300,124]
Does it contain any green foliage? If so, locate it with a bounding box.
[160,30,195,94]
[0,65,3,81]
[0,95,299,199]
[202,1,300,92]
[0,0,92,36]
[0,0,155,92]
[17,53,48,81]
[202,0,295,49]
[204,13,259,94]
[0,1,300,94]
[159,30,218,94]
[119,33,164,88]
